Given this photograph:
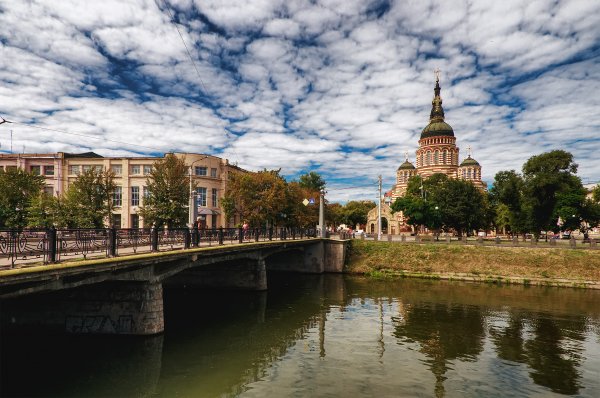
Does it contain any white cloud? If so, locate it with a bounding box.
[0,0,599,201]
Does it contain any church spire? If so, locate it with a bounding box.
[429,69,445,123]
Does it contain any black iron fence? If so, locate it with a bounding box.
[0,227,317,269]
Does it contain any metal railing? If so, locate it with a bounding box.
[0,227,317,269]
[342,232,599,249]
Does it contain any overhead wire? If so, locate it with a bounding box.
[158,0,208,96]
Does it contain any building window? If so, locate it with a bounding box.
[43,186,54,195]
[212,188,218,207]
[434,151,439,164]
[69,165,80,175]
[426,152,431,166]
[195,166,207,176]
[112,214,122,229]
[111,164,122,175]
[94,165,103,172]
[210,168,217,178]
[6,165,17,171]
[442,151,447,164]
[113,186,122,207]
[30,165,41,175]
[131,186,140,206]
[143,165,152,175]
[82,165,91,173]
[143,186,150,200]
[44,165,54,176]
[131,165,141,175]
[196,187,207,206]
[467,169,472,179]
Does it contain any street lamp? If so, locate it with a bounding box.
[188,156,210,227]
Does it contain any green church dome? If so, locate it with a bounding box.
[397,160,416,170]
[460,156,480,167]
[421,121,454,139]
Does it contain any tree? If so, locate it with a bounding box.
[222,169,287,227]
[298,171,326,192]
[59,168,117,228]
[592,185,600,203]
[391,195,430,233]
[138,154,190,228]
[489,170,527,234]
[437,178,489,236]
[283,181,320,228]
[342,200,376,228]
[0,168,45,228]
[26,193,60,228]
[522,150,580,236]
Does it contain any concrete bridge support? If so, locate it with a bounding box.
[2,281,164,335]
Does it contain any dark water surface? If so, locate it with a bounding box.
[2,274,600,397]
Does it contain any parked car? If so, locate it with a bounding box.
[562,231,571,239]
[354,229,365,237]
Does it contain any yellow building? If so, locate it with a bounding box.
[0,152,245,228]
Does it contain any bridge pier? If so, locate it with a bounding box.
[2,281,164,335]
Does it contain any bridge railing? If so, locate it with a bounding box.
[0,226,318,269]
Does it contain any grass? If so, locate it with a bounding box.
[346,240,600,288]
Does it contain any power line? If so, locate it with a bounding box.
[159,0,208,95]
[3,119,170,153]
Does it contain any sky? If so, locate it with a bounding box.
[0,0,599,202]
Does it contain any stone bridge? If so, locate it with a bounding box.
[0,239,348,335]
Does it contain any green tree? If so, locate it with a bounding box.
[298,171,326,191]
[26,193,60,228]
[0,168,45,228]
[522,150,580,236]
[489,170,527,234]
[138,154,190,228]
[592,185,600,203]
[437,179,489,236]
[391,195,430,233]
[59,168,116,228]
[342,200,376,228]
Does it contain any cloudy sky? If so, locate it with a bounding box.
[1,0,599,201]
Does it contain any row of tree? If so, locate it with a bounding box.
[392,150,600,237]
[0,154,192,229]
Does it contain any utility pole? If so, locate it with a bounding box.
[319,189,326,238]
[378,175,382,241]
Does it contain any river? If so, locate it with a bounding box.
[2,274,599,397]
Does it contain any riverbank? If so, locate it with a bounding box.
[346,240,600,289]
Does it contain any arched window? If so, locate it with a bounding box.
[434,151,439,164]
[467,169,472,179]
[426,152,431,165]
[442,150,447,164]
[419,153,424,167]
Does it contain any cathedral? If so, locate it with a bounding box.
[366,73,486,235]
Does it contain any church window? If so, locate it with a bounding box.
[426,152,431,165]
[467,169,472,179]
[420,153,424,166]
[443,150,447,164]
[434,151,439,164]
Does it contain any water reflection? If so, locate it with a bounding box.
[1,275,599,397]
[393,303,485,397]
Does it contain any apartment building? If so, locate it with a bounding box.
[0,151,244,228]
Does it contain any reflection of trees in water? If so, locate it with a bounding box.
[525,316,586,395]
[489,313,587,395]
[393,303,485,398]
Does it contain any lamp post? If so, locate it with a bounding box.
[188,156,209,227]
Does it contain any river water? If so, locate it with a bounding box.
[2,274,600,397]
